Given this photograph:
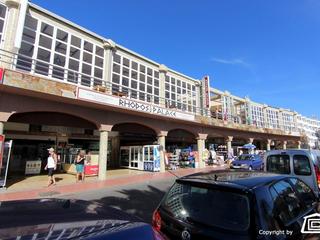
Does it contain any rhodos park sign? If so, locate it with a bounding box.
[77,88,195,121]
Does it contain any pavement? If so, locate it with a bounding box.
[0,165,226,202]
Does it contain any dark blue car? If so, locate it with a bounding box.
[230,154,263,170]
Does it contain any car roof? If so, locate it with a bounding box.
[178,170,287,191]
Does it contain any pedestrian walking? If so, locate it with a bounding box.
[75,150,86,182]
[44,147,57,187]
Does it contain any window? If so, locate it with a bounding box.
[293,155,311,176]
[289,178,316,210]
[270,180,303,225]
[162,182,250,231]
[16,17,105,85]
[267,154,290,174]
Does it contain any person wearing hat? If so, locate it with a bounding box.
[44,147,57,187]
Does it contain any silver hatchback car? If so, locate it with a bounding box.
[265,149,320,197]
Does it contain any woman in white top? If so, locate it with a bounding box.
[44,147,57,187]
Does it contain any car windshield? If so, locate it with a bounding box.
[162,182,250,231]
[238,155,254,161]
[267,154,290,174]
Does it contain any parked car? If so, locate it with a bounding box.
[265,149,320,197]
[0,198,165,240]
[153,170,320,240]
[230,154,263,170]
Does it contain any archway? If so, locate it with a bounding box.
[5,111,99,177]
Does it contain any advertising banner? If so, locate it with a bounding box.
[0,139,13,188]
[201,75,210,108]
[25,160,42,175]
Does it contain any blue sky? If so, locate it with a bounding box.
[32,0,320,117]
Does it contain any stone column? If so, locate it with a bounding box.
[197,133,208,168]
[103,39,116,92]
[159,64,168,107]
[157,131,168,173]
[283,141,287,150]
[266,139,272,151]
[0,121,4,135]
[297,140,301,149]
[226,136,233,156]
[98,124,112,181]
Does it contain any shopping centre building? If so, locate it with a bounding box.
[0,0,318,183]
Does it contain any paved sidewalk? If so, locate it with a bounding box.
[0,166,225,201]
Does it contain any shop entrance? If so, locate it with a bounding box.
[166,129,197,169]
[112,123,160,172]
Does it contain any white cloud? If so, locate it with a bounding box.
[210,57,251,68]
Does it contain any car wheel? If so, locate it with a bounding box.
[249,166,253,171]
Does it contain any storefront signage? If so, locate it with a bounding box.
[77,88,195,121]
[202,75,210,108]
[0,68,4,84]
[25,160,42,175]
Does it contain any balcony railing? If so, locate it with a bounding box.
[0,48,300,134]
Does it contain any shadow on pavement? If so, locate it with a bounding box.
[96,185,166,223]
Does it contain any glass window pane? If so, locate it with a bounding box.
[154,88,159,95]
[171,78,175,84]
[83,52,92,64]
[52,66,64,80]
[71,35,81,48]
[94,67,103,79]
[267,155,290,174]
[35,61,49,75]
[69,47,80,59]
[140,65,145,73]
[37,48,51,62]
[131,81,137,89]
[68,59,79,71]
[113,53,121,63]
[122,77,129,86]
[139,73,145,82]
[139,83,145,91]
[131,70,138,80]
[39,35,52,49]
[82,63,92,75]
[147,68,153,76]
[95,46,104,57]
[154,79,159,87]
[293,155,311,175]
[67,71,78,83]
[22,28,36,44]
[84,41,93,52]
[122,67,129,77]
[112,73,120,83]
[147,76,152,85]
[95,56,103,68]
[147,85,152,93]
[123,58,129,67]
[41,22,53,36]
[16,55,32,72]
[154,71,159,79]
[25,15,38,30]
[56,29,68,42]
[0,5,6,19]
[132,61,138,70]
[53,54,65,67]
[55,42,67,55]
[113,63,120,74]
[19,42,34,57]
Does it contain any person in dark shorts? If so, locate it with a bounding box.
[76,150,86,182]
[44,147,57,187]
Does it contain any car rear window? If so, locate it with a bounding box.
[293,155,311,176]
[162,182,250,231]
[266,154,290,174]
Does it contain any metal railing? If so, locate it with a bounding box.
[0,48,298,133]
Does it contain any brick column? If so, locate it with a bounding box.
[226,136,233,155]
